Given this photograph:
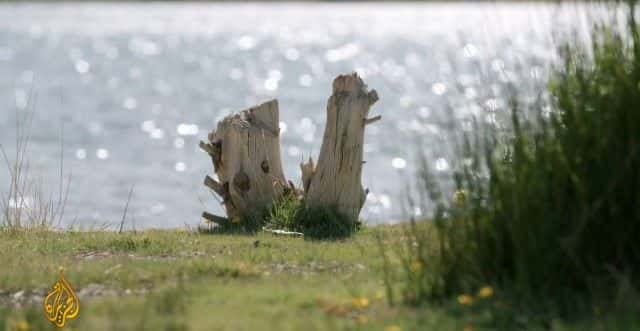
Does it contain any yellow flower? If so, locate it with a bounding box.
[356,315,369,324]
[477,286,493,299]
[410,261,422,273]
[15,320,30,331]
[453,190,467,206]
[463,325,474,331]
[351,297,370,310]
[384,326,401,331]
[457,294,474,306]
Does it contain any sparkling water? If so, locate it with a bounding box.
[0,2,595,228]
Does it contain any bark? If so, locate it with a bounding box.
[201,99,287,224]
[302,73,380,221]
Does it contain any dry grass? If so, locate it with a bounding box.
[0,92,70,232]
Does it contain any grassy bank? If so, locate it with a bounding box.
[0,227,444,331]
[0,227,634,331]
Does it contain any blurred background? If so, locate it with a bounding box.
[0,2,594,229]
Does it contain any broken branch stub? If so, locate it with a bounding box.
[201,99,287,224]
[303,73,380,221]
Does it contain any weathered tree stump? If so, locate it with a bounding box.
[200,99,287,225]
[201,73,379,231]
[301,73,380,221]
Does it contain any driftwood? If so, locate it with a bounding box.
[301,73,379,221]
[202,73,379,227]
[200,99,287,224]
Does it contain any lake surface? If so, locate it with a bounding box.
[0,2,594,229]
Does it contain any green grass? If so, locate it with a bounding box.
[0,227,442,331]
[0,227,635,331]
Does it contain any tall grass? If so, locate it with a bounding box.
[382,3,640,323]
[0,94,70,231]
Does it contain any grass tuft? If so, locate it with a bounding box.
[266,190,302,231]
[266,192,360,240]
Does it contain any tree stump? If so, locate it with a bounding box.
[200,99,287,226]
[301,73,380,221]
[201,73,380,231]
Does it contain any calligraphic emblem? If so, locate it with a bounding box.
[43,268,80,328]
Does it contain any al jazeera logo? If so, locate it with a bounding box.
[43,267,80,328]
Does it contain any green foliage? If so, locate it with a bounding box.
[266,191,303,231]
[385,3,640,325]
[376,220,443,306]
[266,193,360,240]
